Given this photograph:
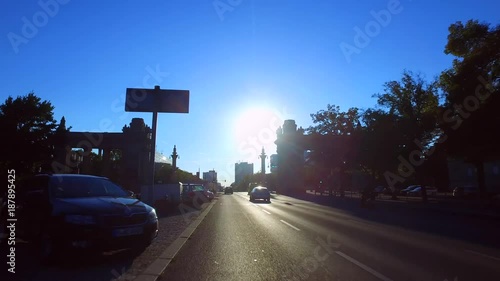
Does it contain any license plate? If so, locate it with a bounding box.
[112,226,143,237]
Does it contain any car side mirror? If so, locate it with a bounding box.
[127,190,138,199]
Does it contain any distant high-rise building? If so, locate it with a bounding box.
[203,170,217,183]
[270,154,278,173]
[235,162,253,184]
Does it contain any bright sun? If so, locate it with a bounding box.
[233,107,283,143]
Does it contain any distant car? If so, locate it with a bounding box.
[0,174,158,264]
[383,187,394,195]
[249,186,271,203]
[407,186,437,197]
[373,186,388,196]
[224,187,233,194]
[400,185,421,196]
[181,184,212,205]
[453,185,478,198]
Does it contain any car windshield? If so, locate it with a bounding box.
[50,176,129,198]
[184,185,205,192]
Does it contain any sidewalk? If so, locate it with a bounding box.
[273,190,500,220]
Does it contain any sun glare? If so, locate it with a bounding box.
[234,107,282,142]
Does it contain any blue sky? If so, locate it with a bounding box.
[2,0,499,184]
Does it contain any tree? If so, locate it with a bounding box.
[372,71,440,189]
[439,19,500,199]
[307,105,361,136]
[373,70,440,151]
[155,164,203,184]
[359,109,402,181]
[0,92,57,175]
[305,105,363,192]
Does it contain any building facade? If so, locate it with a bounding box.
[270,154,278,173]
[235,162,254,184]
[203,170,217,183]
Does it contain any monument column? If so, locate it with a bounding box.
[102,148,111,177]
[81,146,92,174]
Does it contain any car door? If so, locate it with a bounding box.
[17,176,51,240]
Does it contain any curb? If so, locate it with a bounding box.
[132,200,216,281]
[275,193,500,220]
[362,198,500,220]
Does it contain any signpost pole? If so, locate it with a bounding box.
[149,110,158,205]
[125,85,189,205]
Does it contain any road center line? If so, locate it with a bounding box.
[262,209,271,215]
[335,251,394,281]
[464,249,500,262]
[280,220,300,231]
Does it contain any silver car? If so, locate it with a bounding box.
[249,186,271,203]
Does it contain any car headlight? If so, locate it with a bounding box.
[147,209,158,223]
[64,214,97,225]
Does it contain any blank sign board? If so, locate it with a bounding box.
[125,88,189,113]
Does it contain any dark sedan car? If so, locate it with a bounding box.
[0,174,158,264]
[224,187,233,194]
[249,186,271,202]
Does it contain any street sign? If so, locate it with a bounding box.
[125,87,189,113]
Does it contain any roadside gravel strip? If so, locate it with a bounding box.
[111,199,216,281]
[130,199,216,281]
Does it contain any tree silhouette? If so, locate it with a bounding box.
[0,92,57,175]
[439,19,500,199]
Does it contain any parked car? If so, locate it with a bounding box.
[400,185,421,196]
[0,174,158,264]
[383,187,394,195]
[249,186,271,203]
[373,186,390,196]
[181,184,212,205]
[407,186,438,197]
[206,190,215,201]
[224,187,233,194]
[453,185,479,198]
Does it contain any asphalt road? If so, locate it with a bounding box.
[159,192,500,281]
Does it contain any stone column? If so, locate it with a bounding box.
[102,148,111,177]
[81,146,92,174]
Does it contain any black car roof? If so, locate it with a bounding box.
[35,174,108,180]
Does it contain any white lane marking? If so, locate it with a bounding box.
[262,209,271,215]
[280,220,300,231]
[335,251,394,281]
[465,249,500,262]
[252,204,259,208]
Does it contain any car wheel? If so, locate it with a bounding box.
[39,229,61,265]
[134,231,155,252]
